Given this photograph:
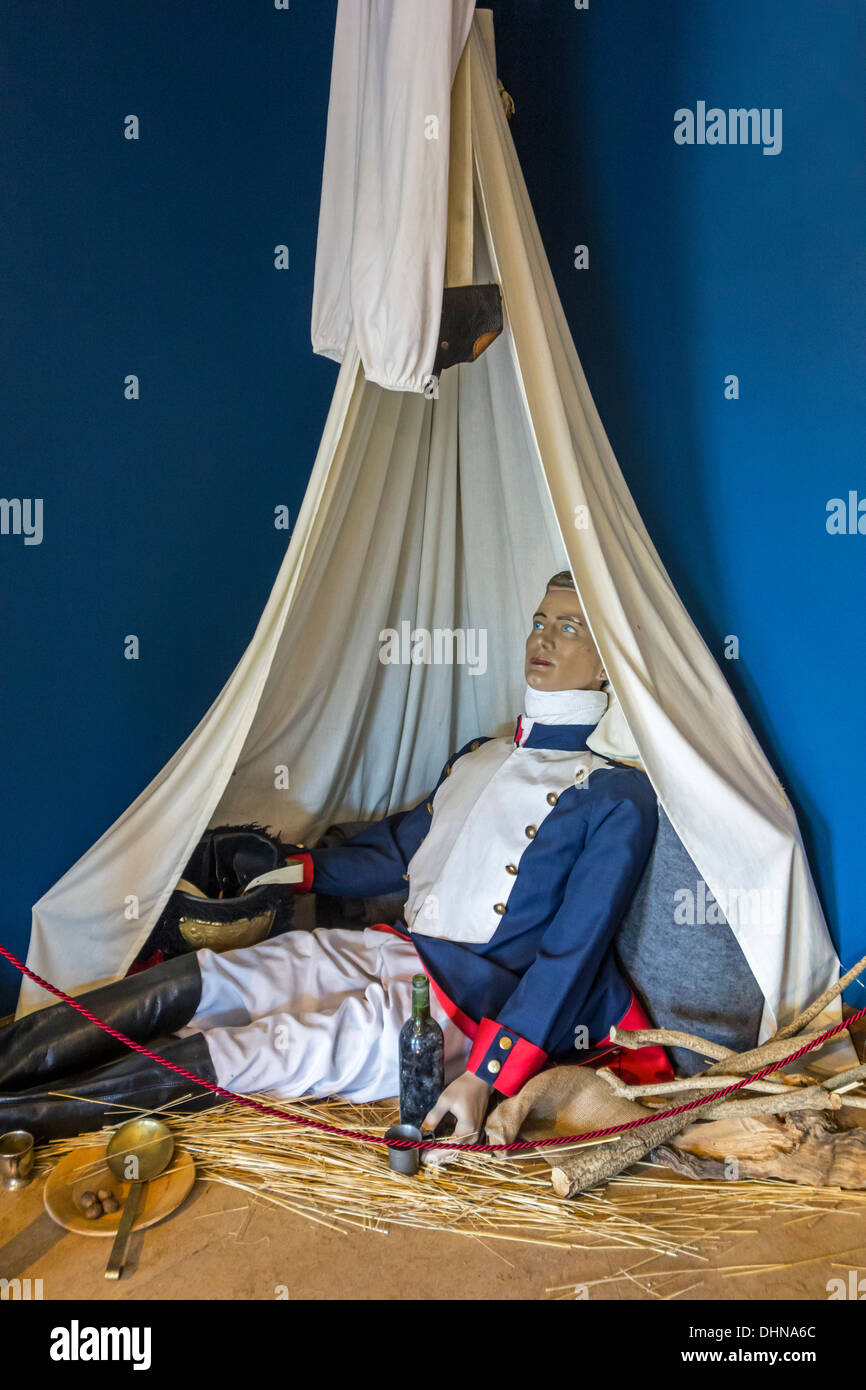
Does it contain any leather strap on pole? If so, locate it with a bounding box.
[445,36,473,287]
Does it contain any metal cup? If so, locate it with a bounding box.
[384,1123,423,1176]
[0,1130,35,1191]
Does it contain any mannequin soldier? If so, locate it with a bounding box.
[0,572,673,1143]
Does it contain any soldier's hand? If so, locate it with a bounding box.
[420,1070,492,1168]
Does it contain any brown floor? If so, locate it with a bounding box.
[3,1149,866,1301]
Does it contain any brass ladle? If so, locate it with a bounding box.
[104,1117,174,1280]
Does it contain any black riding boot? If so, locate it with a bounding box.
[0,952,203,1091]
[0,1030,221,1142]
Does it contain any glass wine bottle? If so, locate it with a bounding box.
[398,974,445,1128]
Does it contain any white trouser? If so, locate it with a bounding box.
[181,927,472,1101]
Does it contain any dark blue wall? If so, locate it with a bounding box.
[1,0,340,1010]
[2,1,863,1013]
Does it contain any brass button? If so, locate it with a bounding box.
[505,863,518,875]
[499,1037,513,1051]
[470,740,479,751]
[494,902,507,915]
[546,791,558,806]
[487,1059,501,1075]
[427,801,434,814]
[445,764,452,776]
[525,824,537,839]
[402,873,410,881]
[296,843,305,849]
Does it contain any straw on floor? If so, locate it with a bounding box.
[35,1090,866,1287]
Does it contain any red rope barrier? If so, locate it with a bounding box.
[1,942,863,1154]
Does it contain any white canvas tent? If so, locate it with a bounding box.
[19,5,855,1072]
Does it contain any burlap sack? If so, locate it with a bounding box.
[484,1064,648,1156]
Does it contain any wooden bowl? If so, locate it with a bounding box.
[43,1144,196,1237]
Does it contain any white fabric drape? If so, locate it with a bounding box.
[311,0,475,393]
[20,10,854,1074]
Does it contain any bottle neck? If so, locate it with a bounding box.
[411,975,430,1022]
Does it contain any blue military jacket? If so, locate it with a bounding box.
[303,716,658,1095]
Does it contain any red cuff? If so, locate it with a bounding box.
[286,852,314,894]
[467,1017,547,1097]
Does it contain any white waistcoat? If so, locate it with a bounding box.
[405,737,613,945]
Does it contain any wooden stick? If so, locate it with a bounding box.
[700,1088,840,1121]
[607,1026,732,1060]
[700,1027,836,1078]
[595,1068,812,1100]
[821,1061,866,1092]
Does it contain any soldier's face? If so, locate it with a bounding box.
[525,587,606,692]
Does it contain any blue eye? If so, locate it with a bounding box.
[533,620,543,630]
